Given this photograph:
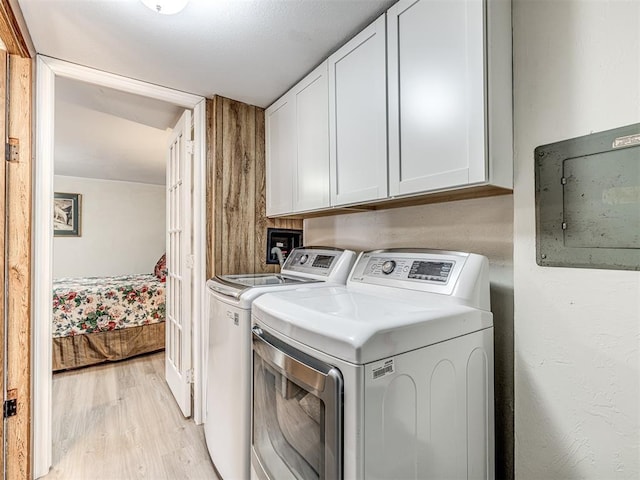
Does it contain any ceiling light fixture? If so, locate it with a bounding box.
[141,0,189,15]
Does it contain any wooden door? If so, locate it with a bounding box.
[388,0,486,197]
[0,47,6,478]
[328,14,388,206]
[0,3,35,479]
[166,109,193,417]
[5,53,31,480]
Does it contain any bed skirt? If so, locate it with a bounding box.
[53,322,165,371]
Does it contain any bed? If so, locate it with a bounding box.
[52,256,167,371]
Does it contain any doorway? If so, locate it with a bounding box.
[33,56,207,478]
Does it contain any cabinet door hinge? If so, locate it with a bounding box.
[185,368,194,384]
[186,140,194,155]
[5,138,19,162]
[4,398,17,418]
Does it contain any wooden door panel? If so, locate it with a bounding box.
[6,54,32,480]
[0,48,5,479]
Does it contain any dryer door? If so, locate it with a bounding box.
[252,326,343,480]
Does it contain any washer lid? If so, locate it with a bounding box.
[218,273,317,289]
[252,286,493,365]
[207,275,320,304]
[206,247,358,302]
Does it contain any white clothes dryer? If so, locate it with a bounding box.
[204,247,356,480]
[250,249,495,480]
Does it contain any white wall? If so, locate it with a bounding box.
[513,1,640,479]
[305,194,514,479]
[53,175,165,278]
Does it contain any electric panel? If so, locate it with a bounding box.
[535,123,640,270]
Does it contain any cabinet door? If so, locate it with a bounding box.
[388,0,486,197]
[265,94,295,216]
[293,62,330,212]
[328,15,388,206]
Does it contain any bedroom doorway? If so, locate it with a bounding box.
[33,56,207,478]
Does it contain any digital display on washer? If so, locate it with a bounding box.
[312,254,334,269]
[408,261,454,283]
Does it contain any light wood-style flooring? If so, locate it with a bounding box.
[43,352,220,480]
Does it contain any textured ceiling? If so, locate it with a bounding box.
[26,0,396,185]
[18,0,395,107]
[55,77,181,185]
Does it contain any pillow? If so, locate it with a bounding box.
[154,253,167,283]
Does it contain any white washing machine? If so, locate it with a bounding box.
[250,249,495,480]
[204,247,357,480]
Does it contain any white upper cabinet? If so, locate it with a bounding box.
[265,0,512,217]
[293,63,331,212]
[266,63,330,216]
[387,0,512,197]
[265,95,295,216]
[328,14,388,206]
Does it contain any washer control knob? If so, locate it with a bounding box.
[381,260,396,275]
[299,254,309,265]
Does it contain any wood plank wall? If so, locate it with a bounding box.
[206,95,302,277]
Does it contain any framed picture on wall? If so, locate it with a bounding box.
[53,192,81,237]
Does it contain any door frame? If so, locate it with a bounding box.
[33,55,207,478]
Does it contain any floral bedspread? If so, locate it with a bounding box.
[53,274,166,338]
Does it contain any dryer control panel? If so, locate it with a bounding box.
[349,249,479,297]
[362,257,456,283]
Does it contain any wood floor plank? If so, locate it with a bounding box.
[42,352,220,480]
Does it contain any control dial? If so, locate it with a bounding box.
[381,260,396,275]
[299,254,309,265]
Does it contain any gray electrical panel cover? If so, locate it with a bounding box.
[535,123,640,270]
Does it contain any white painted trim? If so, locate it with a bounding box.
[39,56,203,107]
[192,99,207,425]
[33,54,55,480]
[33,55,208,478]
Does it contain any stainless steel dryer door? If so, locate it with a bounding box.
[252,326,343,480]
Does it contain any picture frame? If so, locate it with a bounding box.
[53,192,81,237]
